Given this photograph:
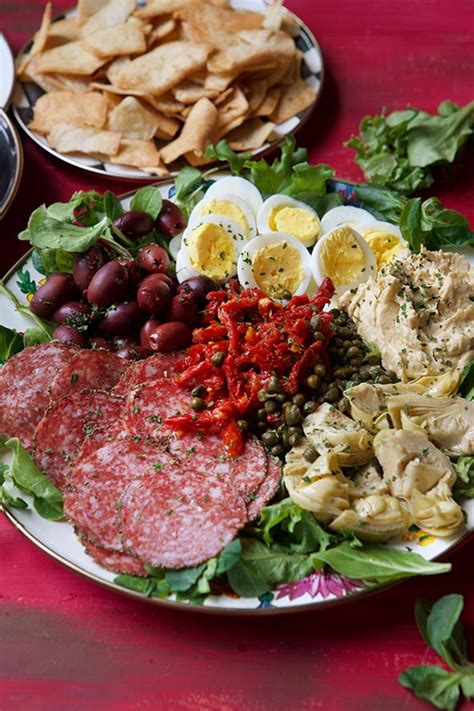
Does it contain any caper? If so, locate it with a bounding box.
[366,353,381,365]
[281,290,292,301]
[338,396,350,413]
[325,386,340,403]
[313,363,326,377]
[351,374,362,385]
[292,393,305,407]
[256,421,267,431]
[337,347,345,357]
[303,400,316,414]
[313,332,325,342]
[262,430,279,448]
[376,374,393,384]
[335,315,346,326]
[386,370,398,382]
[237,419,248,432]
[271,444,284,457]
[267,375,281,393]
[369,366,383,378]
[288,432,301,447]
[329,308,340,317]
[287,426,302,438]
[211,351,225,367]
[346,346,361,359]
[191,385,206,397]
[264,399,279,414]
[257,408,267,421]
[281,431,290,449]
[191,396,205,411]
[332,338,343,348]
[275,392,286,403]
[285,405,302,426]
[257,388,268,402]
[306,374,321,390]
[310,314,322,331]
[333,366,353,379]
[349,357,363,368]
[303,445,318,463]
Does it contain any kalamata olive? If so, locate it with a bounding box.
[99,302,146,336]
[53,324,86,347]
[179,276,218,304]
[137,274,171,314]
[156,199,187,237]
[148,321,191,353]
[151,272,175,290]
[116,345,149,360]
[137,244,170,274]
[86,260,129,307]
[140,318,161,350]
[73,246,107,291]
[117,258,144,286]
[30,273,79,319]
[89,336,115,351]
[166,292,199,326]
[114,210,154,238]
[53,300,92,325]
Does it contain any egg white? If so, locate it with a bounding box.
[188,194,257,240]
[205,176,263,217]
[257,194,321,248]
[237,232,312,303]
[320,205,375,236]
[177,214,246,284]
[169,233,182,260]
[311,225,377,295]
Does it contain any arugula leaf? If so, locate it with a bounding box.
[259,498,333,553]
[46,201,76,222]
[313,542,451,584]
[400,594,474,710]
[0,325,24,364]
[204,140,251,174]
[23,326,51,348]
[0,282,54,343]
[453,456,474,500]
[130,186,162,221]
[458,362,474,401]
[3,437,64,521]
[103,191,124,221]
[353,183,407,223]
[400,197,474,252]
[0,462,28,509]
[346,100,474,194]
[173,166,216,218]
[26,211,109,253]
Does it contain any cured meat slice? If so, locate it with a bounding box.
[247,454,282,521]
[65,438,168,551]
[123,376,192,441]
[34,390,124,490]
[50,349,129,399]
[228,436,268,504]
[121,469,247,568]
[79,534,147,576]
[0,342,77,451]
[113,352,185,397]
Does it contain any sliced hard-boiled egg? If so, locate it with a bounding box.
[169,233,182,260]
[177,215,246,284]
[320,205,375,236]
[188,194,257,240]
[237,232,312,302]
[359,221,406,269]
[311,225,377,294]
[257,194,321,248]
[205,176,263,217]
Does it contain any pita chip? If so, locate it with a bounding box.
[84,23,147,57]
[148,18,176,44]
[29,90,108,134]
[17,3,52,76]
[160,97,217,163]
[109,138,163,167]
[254,86,282,117]
[225,118,275,151]
[269,80,316,124]
[48,122,121,155]
[82,0,135,35]
[33,41,109,75]
[77,0,110,25]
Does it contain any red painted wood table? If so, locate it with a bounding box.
[1,2,473,709]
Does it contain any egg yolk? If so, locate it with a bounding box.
[269,206,320,246]
[318,227,366,286]
[187,223,236,282]
[200,199,248,237]
[363,229,403,269]
[252,241,303,300]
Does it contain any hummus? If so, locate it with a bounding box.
[339,248,474,380]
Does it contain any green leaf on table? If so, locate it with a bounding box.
[426,594,467,668]
[0,324,24,364]
[407,100,474,167]
[313,542,451,584]
[130,186,162,221]
[399,665,462,710]
[3,437,64,520]
[204,140,251,174]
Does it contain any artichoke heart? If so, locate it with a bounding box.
[284,452,351,523]
[330,494,413,542]
[349,461,389,499]
[303,402,374,466]
[386,394,474,456]
[408,482,465,537]
[374,429,456,498]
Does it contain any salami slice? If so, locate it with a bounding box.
[50,350,129,400]
[78,534,147,576]
[247,454,282,521]
[0,342,77,451]
[34,390,124,490]
[228,436,268,504]
[113,352,185,397]
[121,469,247,568]
[65,438,168,551]
[123,376,192,441]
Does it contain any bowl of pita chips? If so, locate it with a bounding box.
[13,0,323,180]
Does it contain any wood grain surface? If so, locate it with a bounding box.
[1,1,474,709]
